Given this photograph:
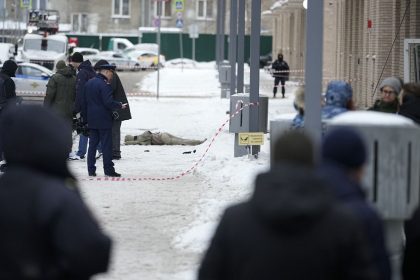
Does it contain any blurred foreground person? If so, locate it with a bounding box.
[320,127,391,280]
[0,106,112,279]
[402,206,420,280]
[198,131,378,280]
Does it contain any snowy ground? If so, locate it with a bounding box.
[68,62,298,280]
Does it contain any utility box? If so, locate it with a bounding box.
[229,93,269,133]
[219,63,231,84]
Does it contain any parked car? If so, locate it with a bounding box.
[72,47,100,59]
[90,51,141,71]
[247,52,272,68]
[124,49,165,70]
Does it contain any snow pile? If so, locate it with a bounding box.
[329,111,417,127]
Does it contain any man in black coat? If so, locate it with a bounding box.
[403,206,420,280]
[0,105,112,279]
[399,83,420,125]
[0,59,18,171]
[94,60,132,160]
[319,127,391,280]
[198,131,378,280]
[271,53,289,98]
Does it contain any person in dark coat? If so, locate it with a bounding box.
[0,105,112,279]
[69,52,99,160]
[271,53,289,98]
[319,127,391,280]
[0,59,18,170]
[368,77,402,113]
[44,60,76,122]
[398,83,420,125]
[81,62,125,177]
[93,60,132,160]
[402,206,420,280]
[198,131,378,280]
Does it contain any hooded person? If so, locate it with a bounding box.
[199,130,378,280]
[319,127,391,280]
[291,86,305,128]
[94,59,131,160]
[271,53,290,98]
[398,83,420,125]
[44,60,77,122]
[321,80,354,120]
[0,105,112,279]
[368,77,402,113]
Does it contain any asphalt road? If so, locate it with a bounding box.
[117,69,151,94]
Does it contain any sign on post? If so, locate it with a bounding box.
[20,0,32,8]
[238,132,264,146]
[174,0,184,12]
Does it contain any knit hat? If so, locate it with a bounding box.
[322,127,367,169]
[325,80,353,108]
[94,59,116,71]
[1,59,18,77]
[55,60,66,70]
[70,52,83,63]
[273,130,314,167]
[379,77,402,96]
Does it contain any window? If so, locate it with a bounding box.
[154,0,172,18]
[197,0,213,19]
[72,13,89,32]
[113,0,130,17]
[31,0,47,9]
[20,66,44,77]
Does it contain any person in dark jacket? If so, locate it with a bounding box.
[44,60,76,123]
[319,127,391,280]
[81,62,125,177]
[398,83,420,125]
[402,206,420,280]
[0,59,18,170]
[198,131,378,280]
[0,105,112,279]
[93,60,132,160]
[271,53,289,98]
[368,77,402,113]
[69,52,99,160]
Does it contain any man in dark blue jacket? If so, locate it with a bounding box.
[81,61,125,177]
[0,105,112,279]
[69,52,99,160]
[319,127,391,280]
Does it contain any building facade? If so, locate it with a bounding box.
[268,0,420,108]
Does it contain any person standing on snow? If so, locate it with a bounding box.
[319,127,391,280]
[69,52,101,160]
[0,59,19,172]
[199,131,378,280]
[271,53,289,98]
[93,60,131,160]
[44,60,76,124]
[0,105,112,279]
[81,61,126,177]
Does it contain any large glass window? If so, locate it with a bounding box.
[113,0,130,17]
[154,0,172,18]
[197,0,213,19]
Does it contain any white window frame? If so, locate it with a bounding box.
[71,13,89,33]
[153,0,172,19]
[196,0,214,20]
[112,0,131,18]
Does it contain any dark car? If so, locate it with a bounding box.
[247,52,272,68]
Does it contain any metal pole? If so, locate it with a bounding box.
[157,0,161,100]
[237,0,245,93]
[228,0,238,97]
[220,0,226,62]
[304,0,324,148]
[192,37,196,61]
[215,0,221,65]
[249,0,261,156]
[179,29,184,71]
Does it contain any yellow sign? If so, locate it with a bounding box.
[239,133,264,146]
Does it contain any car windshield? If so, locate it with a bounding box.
[24,39,66,53]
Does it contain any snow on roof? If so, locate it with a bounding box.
[270,0,289,10]
[262,10,273,16]
[139,27,182,33]
[328,111,417,127]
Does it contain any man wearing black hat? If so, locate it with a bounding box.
[94,60,131,160]
[69,52,99,160]
[320,127,391,280]
[81,60,126,177]
[0,59,18,171]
